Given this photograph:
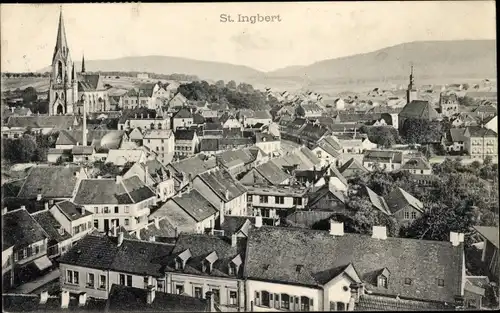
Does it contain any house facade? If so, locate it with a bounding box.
[463,126,498,160]
[143,129,175,165]
[246,185,308,218]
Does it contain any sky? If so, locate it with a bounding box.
[1,2,496,73]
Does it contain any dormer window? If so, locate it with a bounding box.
[438,279,445,287]
[378,276,388,288]
[202,251,218,274]
[175,249,191,270]
[175,258,183,270]
[405,278,413,286]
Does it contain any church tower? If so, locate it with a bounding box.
[49,8,78,115]
[406,65,418,104]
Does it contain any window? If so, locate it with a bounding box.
[420,170,424,174]
[67,270,74,284]
[293,197,303,206]
[176,284,184,294]
[404,211,410,219]
[26,246,33,257]
[144,276,149,289]
[34,245,40,255]
[229,291,237,305]
[378,276,388,288]
[194,287,203,298]
[336,302,345,311]
[247,195,253,202]
[438,279,445,287]
[87,273,95,288]
[254,291,260,305]
[125,219,130,226]
[281,294,290,310]
[261,291,270,307]
[88,221,92,229]
[405,278,412,285]
[94,220,99,228]
[212,288,220,304]
[104,207,110,213]
[115,206,119,213]
[119,274,125,286]
[275,196,285,204]
[259,195,268,203]
[124,206,129,213]
[94,207,98,213]
[411,212,417,220]
[157,280,165,292]
[301,296,311,311]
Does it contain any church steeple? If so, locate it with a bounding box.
[81,54,86,73]
[406,64,418,104]
[408,65,415,91]
[53,7,69,63]
[72,62,75,81]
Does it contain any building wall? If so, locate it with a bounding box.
[363,161,401,172]
[14,239,48,267]
[393,205,422,224]
[173,117,194,131]
[79,91,109,113]
[157,179,176,202]
[60,263,110,299]
[223,119,242,129]
[465,136,498,160]
[50,206,73,234]
[324,273,356,311]
[255,141,281,155]
[311,147,336,167]
[401,168,432,175]
[143,136,175,165]
[246,279,322,312]
[485,117,498,133]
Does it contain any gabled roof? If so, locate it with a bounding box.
[53,200,92,221]
[401,157,431,171]
[308,184,346,208]
[7,116,79,130]
[143,129,173,139]
[219,216,254,237]
[2,294,107,312]
[465,126,497,138]
[363,150,404,164]
[448,128,467,142]
[156,189,218,222]
[365,186,390,215]
[32,210,72,244]
[174,129,196,140]
[327,165,348,186]
[17,165,83,199]
[254,162,291,185]
[244,226,464,303]
[384,187,424,214]
[77,73,105,92]
[355,294,450,311]
[168,155,216,178]
[3,208,48,249]
[108,285,208,312]
[196,168,247,202]
[73,176,155,205]
[399,100,439,120]
[105,149,145,166]
[168,233,246,278]
[173,108,193,119]
[56,130,125,152]
[339,158,368,177]
[200,138,219,152]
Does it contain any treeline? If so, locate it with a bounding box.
[2,132,56,163]
[2,72,50,78]
[178,80,280,110]
[93,71,199,81]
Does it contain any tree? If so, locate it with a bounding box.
[345,197,400,237]
[226,80,237,90]
[361,126,401,148]
[400,118,443,145]
[22,87,38,104]
[215,80,225,88]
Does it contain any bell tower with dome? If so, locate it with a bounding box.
[48,8,78,115]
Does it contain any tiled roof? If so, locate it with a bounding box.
[105,149,145,165]
[197,169,247,202]
[134,218,177,240]
[108,284,208,312]
[355,294,450,311]
[71,146,94,155]
[473,226,499,248]
[73,176,155,205]
[254,162,291,185]
[168,233,246,279]
[219,216,254,237]
[222,128,243,138]
[200,138,220,152]
[2,197,47,214]
[77,73,105,92]
[363,150,404,164]
[17,165,83,199]
[32,210,72,244]
[244,226,464,303]
[204,122,223,131]
[167,189,218,222]
[169,155,216,178]
[327,165,348,186]
[401,157,431,170]
[384,187,424,214]
[448,128,466,142]
[174,129,196,140]
[193,112,205,124]
[7,116,79,130]
[174,108,193,119]
[399,100,439,120]
[54,200,92,221]
[109,239,175,277]
[307,184,346,208]
[58,234,120,269]
[143,129,173,139]
[2,294,107,312]
[466,126,497,138]
[3,208,48,249]
[366,186,390,215]
[339,158,369,177]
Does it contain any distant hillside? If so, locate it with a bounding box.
[265,40,497,83]
[39,55,263,83]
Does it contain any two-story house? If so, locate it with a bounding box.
[174,129,199,159]
[446,128,467,152]
[255,133,281,155]
[193,168,248,217]
[363,150,405,172]
[338,158,369,179]
[220,112,243,130]
[244,222,466,311]
[3,208,50,289]
[400,157,432,175]
[151,187,219,234]
[310,137,342,167]
[118,115,170,132]
[49,200,94,244]
[463,126,498,161]
[58,233,175,299]
[172,108,194,131]
[366,186,425,224]
[239,162,291,186]
[72,176,156,232]
[166,233,247,312]
[123,160,176,202]
[142,129,175,165]
[245,185,309,219]
[31,208,73,260]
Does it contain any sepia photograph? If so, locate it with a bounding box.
[0,1,498,312]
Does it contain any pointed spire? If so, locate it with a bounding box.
[72,62,75,81]
[53,6,69,62]
[408,63,415,91]
[81,54,86,73]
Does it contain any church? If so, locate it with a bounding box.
[48,9,109,116]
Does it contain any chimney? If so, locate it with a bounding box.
[205,291,215,312]
[149,235,156,242]
[450,232,461,247]
[39,291,49,304]
[78,292,87,307]
[146,285,156,304]
[97,176,102,179]
[117,232,124,247]
[372,226,387,240]
[80,207,86,215]
[154,217,160,229]
[116,176,123,184]
[2,207,7,215]
[20,205,26,210]
[225,190,230,201]
[61,290,70,309]
[44,202,49,211]
[231,233,238,247]
[329,220,344,236]
[10,107,14,113]
[255,215,263,228]
[37,194,42,201]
